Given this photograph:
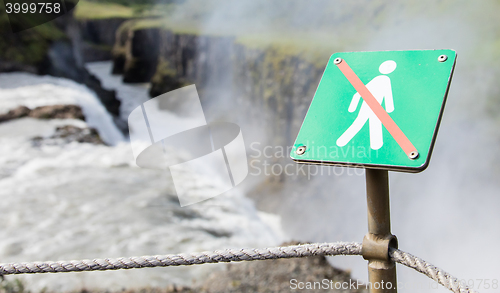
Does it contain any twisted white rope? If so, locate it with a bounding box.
[390,248,478,293]
[0,242,478,293]
[0,242,361,275]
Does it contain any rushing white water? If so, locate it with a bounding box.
[85,62,151,120]
[0,72,282,291]
[0,74,125,146]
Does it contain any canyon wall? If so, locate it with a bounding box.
[112,24,325,156]
[78,18,129,62]
[0,11,123,128]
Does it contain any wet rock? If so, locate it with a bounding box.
[0,104,85,123]
[32,125,104,146]
[82,72,122,119]
[0,106,31,122]
[0,61,38,74]
[29,104,85,120]
[122,28,161,83]
[112,53,127,75]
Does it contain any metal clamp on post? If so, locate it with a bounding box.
[362,233,398,262]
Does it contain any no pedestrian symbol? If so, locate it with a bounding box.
[291,50,456,172]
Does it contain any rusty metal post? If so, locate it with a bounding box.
[363,168,398,293]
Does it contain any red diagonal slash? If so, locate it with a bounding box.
[335,59,418,159]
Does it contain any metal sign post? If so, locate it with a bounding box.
[290,50,456,293]
[363,169,397,292]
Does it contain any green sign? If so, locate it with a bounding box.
[290,50,456,172]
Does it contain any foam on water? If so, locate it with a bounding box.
[0,72,282,291]
[85,62,151,120]
[0,74,125,146]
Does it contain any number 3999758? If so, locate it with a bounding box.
[5,2,62,14]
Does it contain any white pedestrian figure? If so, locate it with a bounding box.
[336,60,397,150]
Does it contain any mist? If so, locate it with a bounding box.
[158,0,500,292]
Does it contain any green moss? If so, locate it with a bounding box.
[112,19,135,57]
[75,3,133,19]
[84,0,346,67]
[159,22,201,35]
[32,23,66,40]
[0,12,66,66]
[151,57,178,84]
[74,0,173,20]
[149,57,191,96]
[74,0,136,19]
[113,18,164,42]
[130,18,163,30]
[235,34,340,68]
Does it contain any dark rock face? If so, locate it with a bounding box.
[78,18,129,62]
[79,18,129,48]
[139,30,323,160]
[122,28,161,83]
[83,72,121,118]
[0,61,38,74]
[149,32,236,97]
[0,105,85,123]
[112,53,127,75]
[112,27,325,181]
[80,43,114,63]
[231,47,323,149]
[42,40,85,81]
[32,125,104,146]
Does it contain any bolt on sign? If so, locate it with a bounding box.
[290,50,456,172]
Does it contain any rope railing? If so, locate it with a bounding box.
[389,248,477,293]
[0,242,478,293]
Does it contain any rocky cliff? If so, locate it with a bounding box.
[113,22,324,157]
[0,8,123,129]
[111,19,161,81]
[78,17,129,62]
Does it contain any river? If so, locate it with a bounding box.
[0,66,282,291]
